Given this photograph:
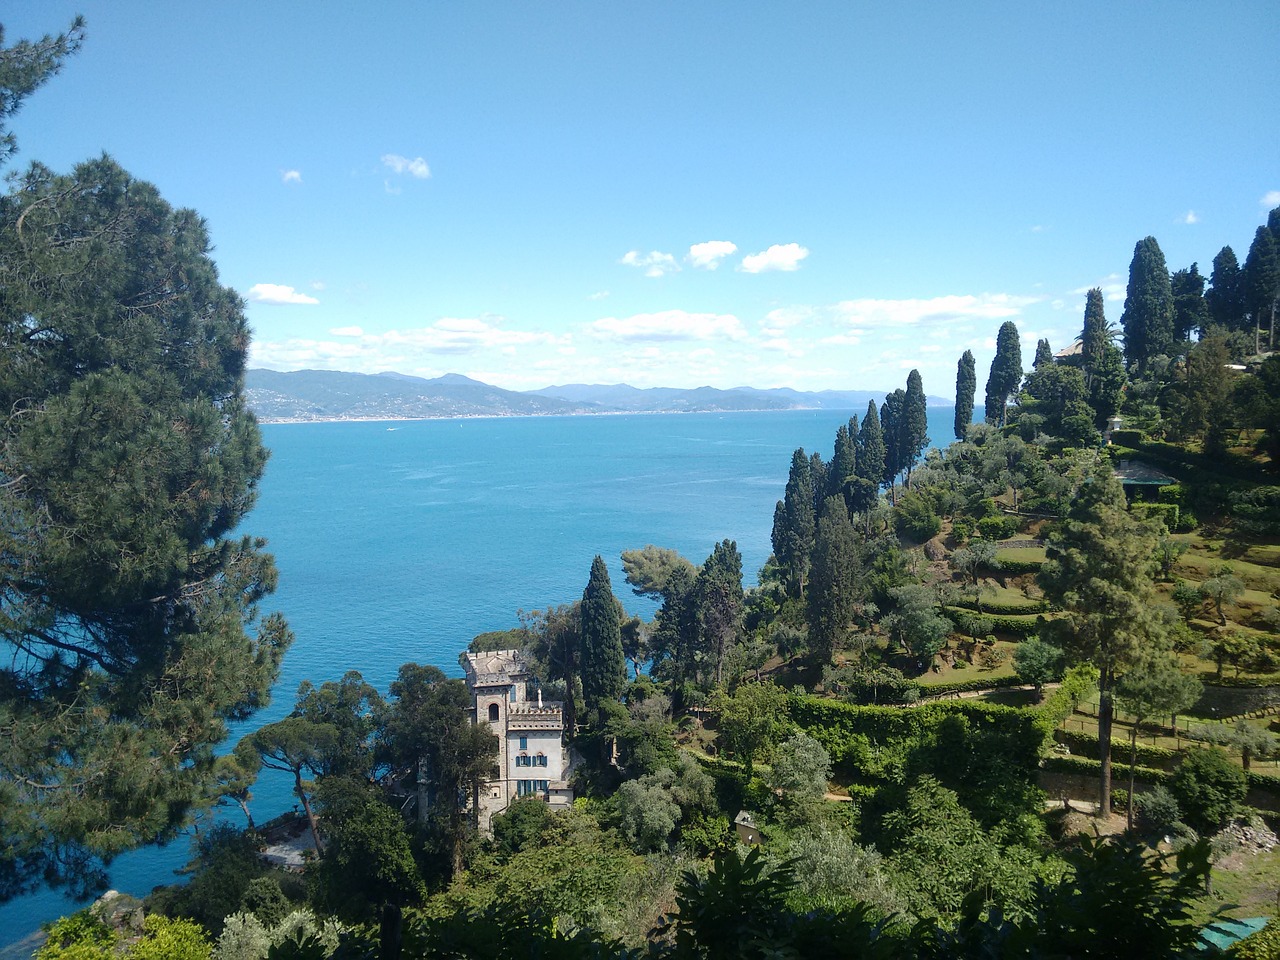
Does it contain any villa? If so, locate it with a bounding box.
[462,649,573,831]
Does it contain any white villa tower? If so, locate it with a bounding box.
[462,649,573,830]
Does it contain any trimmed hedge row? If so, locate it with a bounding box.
[947,597,1050,616]
[1053,728,1179,769]
[992,556,1046,574]
[943,607,1046,637]
[1042,752,1280,800]
[1040,754,1172,786]
[916,675,1028,699]
[1199,674,1280,690]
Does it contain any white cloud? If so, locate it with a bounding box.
[246,283,320,305]
[760,306,815,337]
[1030,225,1045,233]
[740,242,810,273]
[619,250,679,278]
[830,293,1039,329]
[1072,274,1126,302]
[820,332,862,347]
[587,290,610,301]
[1180,210,1199,224]
[311,281,326,291]
[282,169,302,184]
[251,317,559,373]
[688,240,738,269]
[1263,191,1280,207]
[382,154,431,179]
[587,309,746,342]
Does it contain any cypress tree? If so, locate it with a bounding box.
[1119,236,1175,371]
[880,389,905,499]
[770,449,816,597]
[808,451,828,516]
[695,540,744,687]
[1033,339,1053,368]
[828,424,855,503]
[854,400,885,515]
[954,349,976,440]
[579,555,625,720]
[1243,224,1280,353]
[902,369,928,488]
[1081,288,1110,377]
[807,496,864,666]
[984,320,1023,426]
[1206,246,1246,332]
[1171,263,1210,343]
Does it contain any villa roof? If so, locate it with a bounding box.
[463,649,529,687]
[1113,459,1175,486]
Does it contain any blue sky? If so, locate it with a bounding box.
[7,3,1279,396]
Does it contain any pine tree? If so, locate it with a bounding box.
[954,350,976,440]
[770,449,816,597]
[1171,263,1210,343]
[984,320,1023,425]
[901,369,928,488]
[1206,246,1246,332]
[1039,463,1164,816]
[1120,236,1175,371]
[579,556,625,721]
[0,155,292,894]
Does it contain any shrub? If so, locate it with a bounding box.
[1134,785,1181,835]
[977,514,1020,541]
[1168,749,1247,834]
[950,517,975,542]
[895,490,941,542]
[1131,502,1179,532]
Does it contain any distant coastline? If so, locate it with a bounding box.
[247,367,952,424]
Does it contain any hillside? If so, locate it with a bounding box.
[246,368,951,422]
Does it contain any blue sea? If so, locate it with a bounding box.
[1,406,958,943]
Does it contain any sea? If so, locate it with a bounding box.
[0,406,958,945]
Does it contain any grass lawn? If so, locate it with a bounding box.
[917,639,1020,686]
[1192,846,1280,926]
[995,547,1046,563]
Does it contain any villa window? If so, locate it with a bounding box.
[536,753,547,767]
[488,703,499,722]
[509,685,517,702]
[519,736,528,750]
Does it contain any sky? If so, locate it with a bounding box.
[6,3,1279,397]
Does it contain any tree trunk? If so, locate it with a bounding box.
[1128,726,1138,832]
[237,797,256,832]
[1098,670,1114,817]
[416,756,429,826]
[295,769,324,855]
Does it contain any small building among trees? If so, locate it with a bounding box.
[463,650,573,830]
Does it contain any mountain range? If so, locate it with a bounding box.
[245,368,951,422]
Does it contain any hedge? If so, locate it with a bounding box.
[1040,754,1172,786]
[947,597,1049,616]
[1052,728,1179,769]
[943,607,1046,637]
[916,675,1028,699]
[992,556,1045,574]
[1199,674,1280,690]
